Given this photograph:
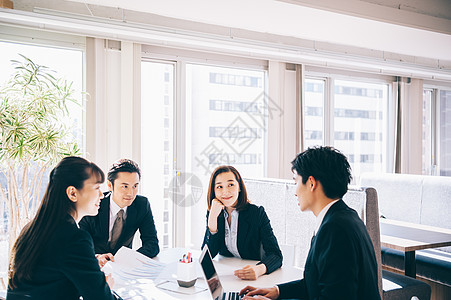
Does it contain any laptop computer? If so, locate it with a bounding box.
[199,245,243,300]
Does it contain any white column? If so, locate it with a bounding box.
[267,61,298,179]
[120,41,135,159]
[85,37,108,171]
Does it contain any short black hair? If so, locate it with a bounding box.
[291,146,352,199]
[107,159,141,186]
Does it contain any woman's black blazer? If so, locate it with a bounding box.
[7,215,114,300]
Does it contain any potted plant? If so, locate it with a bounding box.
[0,55,81,253]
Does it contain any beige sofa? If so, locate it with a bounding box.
[360,173,451,287]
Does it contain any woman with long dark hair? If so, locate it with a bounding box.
[202,165,282,280]
[7,156,115,299]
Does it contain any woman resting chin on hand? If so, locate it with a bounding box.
[201,165,283,280]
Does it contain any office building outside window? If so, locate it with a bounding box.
[422,88,451,176]
[187,64,266,180]
[439,90,451,176]
[186,64,267,247]
[304,77,389,180]
[304,78,325,148]
[334,80,388,178]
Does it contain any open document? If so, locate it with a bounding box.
[103,247,166,282]
[103,247,170,299]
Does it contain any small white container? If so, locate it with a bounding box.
[177,261,197,287]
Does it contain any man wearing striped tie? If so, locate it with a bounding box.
[80,159,160,268]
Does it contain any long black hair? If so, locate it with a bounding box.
[207,165,250,211]
[8,156,104,288]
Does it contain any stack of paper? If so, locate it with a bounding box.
[104,247,166,283]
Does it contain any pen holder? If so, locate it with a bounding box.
[177,261,197,288]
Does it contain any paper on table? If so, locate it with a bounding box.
[104,247,166,283]
[156,280,207,295]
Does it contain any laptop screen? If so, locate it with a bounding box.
[199,245,224,300]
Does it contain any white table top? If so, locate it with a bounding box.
[114,248,302,300]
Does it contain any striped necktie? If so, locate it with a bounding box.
[109,209,124,250]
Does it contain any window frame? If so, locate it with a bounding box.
[423,83,451,176]
[141,48,269,248]
[303,69,395,180]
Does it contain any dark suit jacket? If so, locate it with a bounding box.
[79,193,159,258]
[7,215,114,300]
[277,200,380,300]
[202,204,282,274]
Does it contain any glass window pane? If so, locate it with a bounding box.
[187,64,267,178]
[422,89,433,175]
[141,61,174,249]
[186,64,267,247]
[333,79,389,179]
[0,41,84,149]
[439,90,451,176]
[0,40,83,277]
[304,78,325,148]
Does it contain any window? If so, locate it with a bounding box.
[304,78,325,148]
[439,90,451,176]
[334,79,389,177]
[304,76,390,180]
[422,89,434,175]
[141,61,175,249]
[0,41,84,149]
[0,40,84,277]
[186,64,267,247]
[187,64,267,179]
[424,87,451,176]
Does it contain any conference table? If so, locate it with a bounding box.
[379,218,451,278]
[113,248,302,300]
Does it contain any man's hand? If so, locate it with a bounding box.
[96,253,114,268]
[239,285,279,300]
[234,264,266,280]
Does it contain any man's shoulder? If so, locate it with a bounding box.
[98,193,111,208]
[130,195,151,209]
[134,194,149,202]
[325,206,361,227]
[132,195,149,204]
[320,202,368,240]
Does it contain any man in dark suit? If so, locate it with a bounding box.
[240,146,380,300]
[80,159,159,265]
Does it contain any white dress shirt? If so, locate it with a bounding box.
[224,209,241,258]
[314,199,339,236]
[109,197,128,241]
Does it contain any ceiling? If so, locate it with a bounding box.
[282,0,451,21]
[65,0,451,34]
[7,0,451,61]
